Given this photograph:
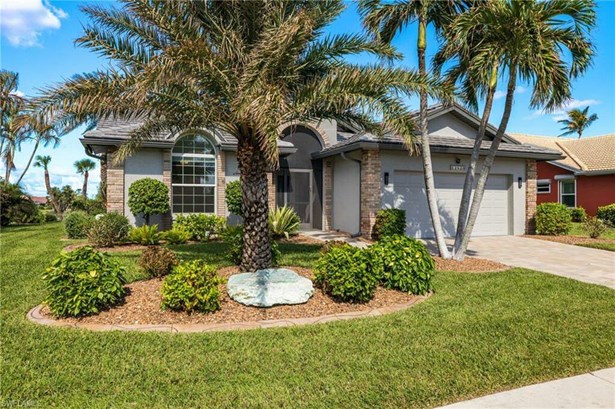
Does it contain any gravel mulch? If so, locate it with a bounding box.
[41,266,422,326]
[526,234,615,247]
[434,256,509,272]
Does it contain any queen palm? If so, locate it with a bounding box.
[34,0,447,271]
[1,70,28,182]
[34,155,62,216]
[360,0,467,259]
[558,106,598,139]
[74,158,96,198]
[439,0,595,259]
[16,118,61,185]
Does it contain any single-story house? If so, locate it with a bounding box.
[511,133,615,215]
[81,103,562,238]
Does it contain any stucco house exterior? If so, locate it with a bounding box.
[511,133,615,216]
[81,103,562,238]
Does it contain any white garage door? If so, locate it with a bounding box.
[392,171,511,238]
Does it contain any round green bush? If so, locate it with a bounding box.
[535,203,572,235]
[43,247,127,317]
[225,180,242,216]
[64,210,94,239]
[314,245,380,303]
[371,208,406,241]
[127,178,170,225]
[369,235,434,295]
[161,260,224,313]
[569,207,587,223]
[596,204,615,227]
[174,214,226,241]
[87,212,131,247]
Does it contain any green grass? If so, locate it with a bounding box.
[568,222,615,251]
[2,223,615,408]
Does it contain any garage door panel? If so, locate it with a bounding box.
[393,171,510,238]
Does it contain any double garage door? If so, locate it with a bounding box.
[392,171,511,238]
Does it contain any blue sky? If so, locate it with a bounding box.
[1,0,614,196]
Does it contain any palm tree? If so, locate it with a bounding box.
[74,158,96,198]
[0,70,27,182]
[441,0,595,259]
[33,0,448,271]
[558,106,598,139]
[360,0,467,259]
[34,155,62,216]
[16,119,61,185]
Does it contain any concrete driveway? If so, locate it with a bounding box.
[465,236,615,289]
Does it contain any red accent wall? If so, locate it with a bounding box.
[536,162,615,215]
[577,174,615,215]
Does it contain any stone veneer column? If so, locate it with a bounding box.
[161,149,173,230]
[216,151,226,217]
[323,159,334,230]
[106,150,124,214]
[360,149,381,237]
[525,159,537,234]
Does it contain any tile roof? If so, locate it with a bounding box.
[509,133,615,173]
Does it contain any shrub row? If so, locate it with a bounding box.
[535,203,571,235]
[315,235,434,303]
[597,204,615,227]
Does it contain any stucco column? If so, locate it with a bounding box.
[161,149,173,230]
[526,159,537,234]
[106,150,124,214]
[216,151,226,217]
[360,149,381,237]
[323,159,334,230]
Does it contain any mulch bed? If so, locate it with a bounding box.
[525,234,615,247]
[433,256,509,272]
[40,266,422,326]
[63,243,151,253]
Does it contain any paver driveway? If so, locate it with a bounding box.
[466,236,615,289]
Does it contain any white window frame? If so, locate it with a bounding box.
[558,179,576,208]
[537,179,551,194]
[171,134,217,215]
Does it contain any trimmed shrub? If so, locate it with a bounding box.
[225,180,242,217]
[139,246,179,278]
[320,240,349,254]
[128,224,161,245]
[584,216,607,239]
[221,225,280,266]
[71,196,106,215]
[43,247,126,317]
[535,203,572,235]
[269,206,301,239]
[161,260,224,313]
[314,245,380,303]
[87,212,131,247]
[369,235,434,295]
[64,211,94,239]
[174,214,226,241]
[6,198,42,224]
[371,208,406,241]
[44,211,58,222]
[569,207,587,222]
[127,178,170,225]
[161,228,191,245]
[596,204,615,227]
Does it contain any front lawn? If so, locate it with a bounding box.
[569,222,615,251]
[2,223,615,408]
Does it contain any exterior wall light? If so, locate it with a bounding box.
[384,172,389,186]
[518,177,523,189]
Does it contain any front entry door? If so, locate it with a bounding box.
[276,170,313,228]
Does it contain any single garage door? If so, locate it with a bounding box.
[392,171,511,238]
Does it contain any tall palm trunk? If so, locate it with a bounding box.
[417,14,450,259]
[456,66,517,258]
[452,65,498,258]
[16,138,40,185]
[82,170,89,198]
[237,137,272,272]
[44,168,62,217]
[4,145,14,181]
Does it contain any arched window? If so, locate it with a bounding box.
[171,134,216,214]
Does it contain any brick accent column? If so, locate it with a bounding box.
[360,149,381,237]
[106,150,124,214]
[526,159,537,234]
[216,151,226,217]
[267,172,276,209]
[161,149,173,230]
[323,159,334,230]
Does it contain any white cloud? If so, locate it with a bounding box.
[525,98,600,121]
[10,90,25,98]
[0,0,67,47]
[493,86,527,100]
[1,163,100,198]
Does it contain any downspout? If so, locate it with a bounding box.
[340,152,362,238]
[85,145,107,206]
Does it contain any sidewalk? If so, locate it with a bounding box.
[439,367,615,409]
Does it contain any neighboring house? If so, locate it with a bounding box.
[81,103,561,238]
[511,133,615,216]
[30,196,48,206]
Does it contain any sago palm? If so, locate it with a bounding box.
[360,0,468,259]
[33,0,448,271]
[558,106,598,139]
[439,0,595,259]
[74,158,96,198]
